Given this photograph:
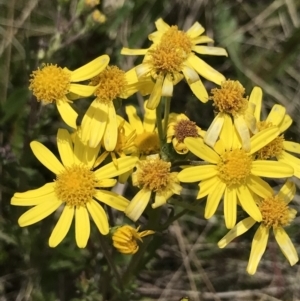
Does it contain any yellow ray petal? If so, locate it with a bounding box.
[248,86,262,122]
[219,114,234,151]
[87,200,109,235]
[73,133,88,165]
[75,206,90,248]
[187,55,226,84]
[94,156,138,180]
[204,180,226,219]
[246,175,273,199]
[125,105,143,134]
[178,165,218,183]
[224,188,237,229]
[121,48,148,55]
[197,176,220,199]
[125,189,151,222]
[186,22,205,38]
[57,129,74,167]
[234,115,250,151]
[185,137,220,163]
[162,75,173,97]
[94,190,129,211]
[69,84,96,97]
[152,193,167,208]
[155,18,170,31]
[103,105,118,151]
[56,100,78,129]
[277,181,295,204]
[71,55,110,82]
[191,36,214,45]
[283,141,300,154]
[49,205,74,247]
[204,113,225,148]
[12,183,55,206]
[218,217,256,248]
[278,114,292,133]
[30,141,65,175]
[85,143,100,169]
[266,104,286,126]
[237,184,262,222]
[125,67,138,85]
[250,126,280,155]
[251,161,294,178]
[247,225,269,275]
[147,75,164,110]
[187,78,209,103]
[192,46,228,56]
[143,101,156,133]
[273,227,298,266]
[18,199,62,227]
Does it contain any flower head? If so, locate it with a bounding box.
[121,18,227,109]
[29,55,109,129]
[218,181,298,275]
[178,125,294,229]
[11,129,137,248]
[167,113,205,154]
[204,80,258,151]
[125,154,182,221]
[112,225,154,254]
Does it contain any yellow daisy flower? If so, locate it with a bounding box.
[177,126,294,229]
[125,154,182,222]
[218,181,298,275]
[204,80,258,151]
[121,18,227,109]
[112,225,154,254]
[167,113,205,154]
[249,88,300,178]
[11,129,138,248]
[123,101,160,157]
[79,65,153,151]
[29,55,109,129]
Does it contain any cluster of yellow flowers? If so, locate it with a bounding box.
[12,18,300,275]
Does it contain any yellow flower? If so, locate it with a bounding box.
[204,80,258,151]
[29,55,109,129]
[123,100,160,157]
[79,66,152,151]
[125,154,182,221]
[11,129,138,248]
[112,225,154,254]
[92,9,106,24]
[249,88,300,178]
[218,181,298,275]
[177,126,294,229]
[167,113,205,154]
[121,18,227,109]
[85,0,100,7]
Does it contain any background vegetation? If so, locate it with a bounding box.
[1,0,300,300]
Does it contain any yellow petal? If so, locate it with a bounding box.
[224,188,237,229]
[266,104,286,126]
[187,55,226,84]
[162,75,173,97]
[191,36,214,45]
[251,161,294,178]
[69,84,96,97]
[273,227,298,266]
[94,156,138,180]
[125,189,151,222]
[283,141,300,154]
[192,46,228,56]
[125,105,143,134]
[186,22,205,38]
[247,225,269,275]
[219,114,234,151]
[197,176,220,199]
[177,165,218,182]
[277,181,295,204]
[182,65,200,83]
[250,126,280,155]
[218,217,256,248]
[152,193,167,208]
[249,86,262,122]
[11,183,55,206]
[125,67,138,85]
[56,100,78,129]
[75,206,90,248]
[204,113,225,148]
[246,175,273,199]
[121,48,148,55]
[86,200,109,235]
[204,181,226,219]
[143,101,156,133]
[18,199,62,227]
[30,141,65,175]
[278,114,292,133]
[49,205,74,247]
[103,105,117,151]
[147,75,163,110]
[237,185,262,222]
[71,55,110,82]
[155,18,170,32]
[94,190,129,211]
[185,137,220,163]
[234,115,250,151]
[187,78,208,103]
[57,129,74,167]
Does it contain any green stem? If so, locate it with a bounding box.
[162,96,171,138]
[155,100,164,148]
[98,234,124,293]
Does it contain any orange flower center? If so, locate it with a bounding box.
[174,119,199,143]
